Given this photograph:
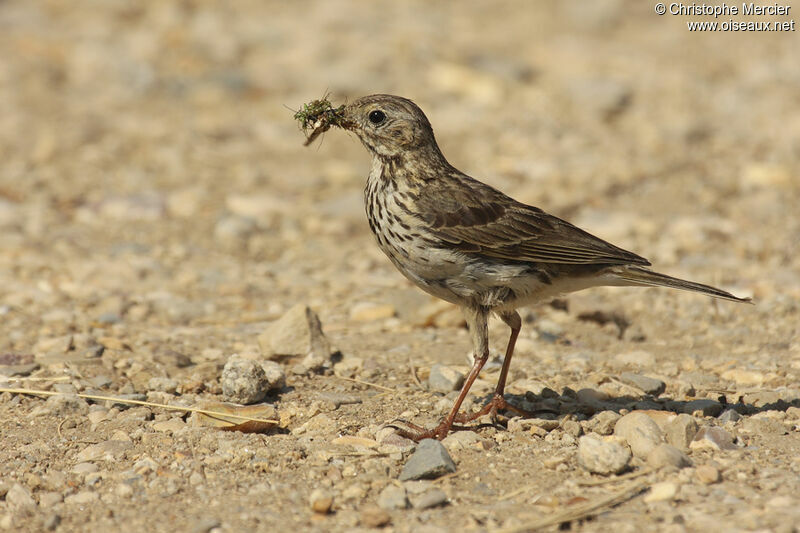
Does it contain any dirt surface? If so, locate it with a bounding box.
[1,1,799,532]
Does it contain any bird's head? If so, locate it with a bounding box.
[339,94,441,159]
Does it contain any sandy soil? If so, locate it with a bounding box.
[1,1,799,532]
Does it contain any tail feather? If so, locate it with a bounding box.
[614,266,752,303]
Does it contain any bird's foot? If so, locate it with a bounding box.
[386,418,454,442]
[453,394,531,425]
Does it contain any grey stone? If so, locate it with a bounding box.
[718,409,742,424]
[620,372,666,396]
[646,443,691,469]
[677,399,724,417]
[398,439,457,481]
[428,364,465,393]
[410,488,449,509]
[221,357,268,404]
[260,360,286,392]
[75,440,133,462]
[34,394,89,417]
[577,435,631,475]
[6,483,36,510]
[690,426,738,451]
[257,304,333,369]
[665,413,699,450]
[583,411,621,435]
[377,485,408,510]
[614,412,664,459]
[147,377,178,394]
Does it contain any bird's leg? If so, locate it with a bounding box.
[391,305,490,441]
[454,310,530,424]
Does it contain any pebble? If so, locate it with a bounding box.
[410,488,449,509]
[359,506,391,527]
[614,412,664,459]
[309,489,333,514]
[577,435,631,475]
[33,394,89,417]
[665,414,699,450]
[151,417,186,433]
[620,373,666,395]
[614,350,656,368]
[441,431,489,451]
[147,377,179,394]
[721,368,765,387]
[221,357,268,404]
[260,361,286,391]
[690,426,738,451]
[64,491,99,505]
[377,484,408,510]
[646,444,691,469]
[257,304,333,369]
[582,411,621,435]
[75,439,133,462]
[38,492,63,508]
[644,481,679,503]
[717,409,742,424]
[214,214,256,242]
[695,465,721,485]
[428,364,465,393]
[34,335,73,355]
[678,399,723,417]
[5,484,35,510]
[398,439,457,481]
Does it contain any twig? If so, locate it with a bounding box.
[494,480,648,533]
[408,356,425,390]
[1,376,70,382]
[334,376,394,392]
[0,388,279,424]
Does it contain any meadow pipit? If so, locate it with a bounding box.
[299,94,750,441]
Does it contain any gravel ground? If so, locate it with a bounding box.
[1,1,799,532]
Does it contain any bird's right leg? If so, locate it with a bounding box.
[391,305,490,441]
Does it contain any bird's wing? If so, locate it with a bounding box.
[417,172,651,266]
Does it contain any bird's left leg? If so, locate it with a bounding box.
[454,310,531,423]
[391,305,490,441]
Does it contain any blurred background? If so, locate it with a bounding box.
[1,0,798,359]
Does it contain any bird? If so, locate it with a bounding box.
[301,94,750,441]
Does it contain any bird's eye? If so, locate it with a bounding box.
[368,110,386,125]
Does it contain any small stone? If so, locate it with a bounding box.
[665,414,699,450]
[766,495,794,508]
[257,304,333,370]
[614,350,656,368]
[721,368,764,387]
[679,399,723,417]
[214,214,256,241]
[34,335,73,355]
[620,373,666,396]
[34,394,89,417]
[75,440,133,462]
[690,426,737,451]
[410,488,448,509]
[398,439,457,481]
[221,357,268,404]
[377,485,408,510]
[147,377,178,394]
[151,417,186,433]
[561,419,583,438]
[646,444,691,469]
[309,489,333,514]
[583,411,621,436]
[349,302,396,321]
[260,361,286,392]
[64,491,99,505]
[575,388,610,407]
[718,409,742,424]
[359,506,391,528]
[577,435,631,475]
[71,462,99,475]
[38,492,63,508]
[442,431,487,451]
[428,364,465,393]
[6,483,35,510]
[786,406,800,420]
[695,465,721,485]
[644,481,679,503]
[742,391,784,409]
[614,412,664,459]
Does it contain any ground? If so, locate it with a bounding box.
[1,1,799,532]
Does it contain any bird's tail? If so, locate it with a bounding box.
[612,266,751,303]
